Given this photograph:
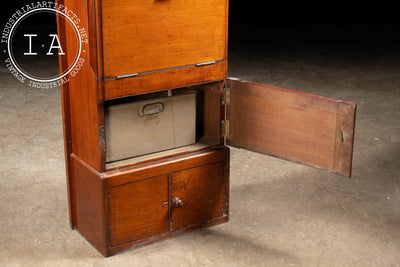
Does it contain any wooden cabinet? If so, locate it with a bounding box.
[107,161,228,248]
[70,148,229,256]
[57,0,356,257]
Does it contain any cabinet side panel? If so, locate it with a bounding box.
[64,0,102,170]
[71,154,107,255]
[202,82,224,141]
[188,82,224,144]
[56,0,75,229]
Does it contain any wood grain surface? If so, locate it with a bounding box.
[101,0,228,78]
[104,62,227,99]
[56,0,75,228]
[227,78,356,177]
[170,161,227,230]
[63,0,104,170]
[108,175,169,247]
[71,154,107,255]
[105,147,229,187]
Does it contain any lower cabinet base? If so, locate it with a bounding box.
[70,147,230,257]
[105,215,228,257]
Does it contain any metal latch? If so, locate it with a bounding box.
[116,73,139,79]
[221,120,230,137]
[195,61,216,67]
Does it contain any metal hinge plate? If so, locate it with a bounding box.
[221,120,230,137]
[99,126,105,144]
[222,87,230,106]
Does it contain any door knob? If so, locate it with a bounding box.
[172,197,183,208]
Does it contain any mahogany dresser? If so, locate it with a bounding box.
[56,0,356,256]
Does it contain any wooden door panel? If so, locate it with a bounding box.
[170,162,227,230]
[108,176,169,247]
[227,78,356,177]
[101,0,228,78]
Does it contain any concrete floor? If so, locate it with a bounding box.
[1,26,400,266]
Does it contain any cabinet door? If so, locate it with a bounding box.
[108,175,169,247]
[101,0,228,78]
[227,78,356,177]
[170,162,227,231]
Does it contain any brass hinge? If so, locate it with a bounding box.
[221,120,230,137]
[99,126,105,144]
[222,87,230,106]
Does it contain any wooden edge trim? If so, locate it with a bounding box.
[70,154,109,255]
[56,0,75,229]
[333,102,357,177]
[105,215,228,257]
[71,153,103,177]
[104,147,228,187]
[228,77,356,106]
[224,147,230,217]
[105,62,227,99]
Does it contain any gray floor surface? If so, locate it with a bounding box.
[1,26,399,266]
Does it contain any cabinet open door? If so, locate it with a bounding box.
[226,78,356,177]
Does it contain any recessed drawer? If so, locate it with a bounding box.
[105,91,196,162]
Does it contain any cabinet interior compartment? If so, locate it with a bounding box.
[105,81,223,169]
